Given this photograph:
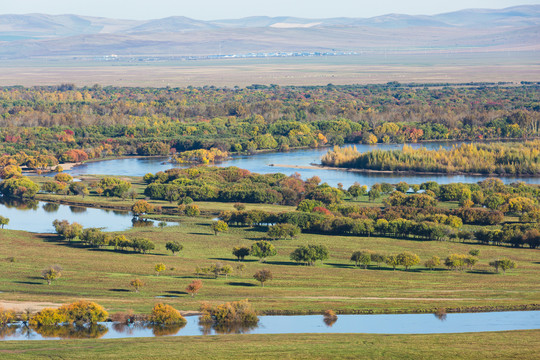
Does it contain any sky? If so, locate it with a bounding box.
[0,0,538,20]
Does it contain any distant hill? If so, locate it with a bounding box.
[0,5,538,59]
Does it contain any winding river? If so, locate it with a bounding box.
[63,142,540,188]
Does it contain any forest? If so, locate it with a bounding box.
[321,141,540,175]
[0,83,538,170]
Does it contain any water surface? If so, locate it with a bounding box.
[63,142,540,188]
[1,311,538,341]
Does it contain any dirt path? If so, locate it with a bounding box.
[0,301,63,312]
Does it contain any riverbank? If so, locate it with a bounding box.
[268,163,540,178]
[0,330,538,359]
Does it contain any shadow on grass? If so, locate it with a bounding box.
[13,280,42,285]
[109,288,130,292]
[167,290,188,295]
[188,232,212,236]
[467,269,497,275]
[227,282,257,287]
[265,260,300,266]
[209,257,257,263]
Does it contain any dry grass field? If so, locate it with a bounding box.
[1,52,538,87]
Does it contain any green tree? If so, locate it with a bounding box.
[290,244,329,266]
[250,240,277,262]
[350,251,371,269]
[165,241,183,255]
[184,204,200,217]
[490,258,517,274]
[232,246,250,261]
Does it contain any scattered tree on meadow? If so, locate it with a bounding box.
[186,280,203,297]
[250,240,277,262]
[232,246,250,261]
[155,263,166,276]
[211,220,229,235]
[350,251,371,269]
[424,256,441,270]
[396,251,420,270]
[42,265,62,285]
[290,244,329,266]
[253,269,273,287]
[165,241,183,255]
[130,278,145,292]
[490,258,517,274]
[0,215,9,229]
[131,200,154,217]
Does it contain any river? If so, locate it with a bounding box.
[62,142,540,188]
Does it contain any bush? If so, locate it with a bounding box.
[29,308,66,327]
[267,223,300,240]
[199,299,258,326]
[58,300,109,324]
[0,307,15,326]
[490,258,517,274]
[149,303,186,325]
[42,265,62,285]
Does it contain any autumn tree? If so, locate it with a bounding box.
[155,263,166,276]
[130,278,145,292]
[211,220,229,235]
[131,200,154,217]
[186,280,203,297]
[0,216,9,229]
[42,265,62,285]
[253,269,273,287]
[397,251,420,270]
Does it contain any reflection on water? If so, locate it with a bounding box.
[42,203,60,213]
[1,311,539,341]
[69,206,87,214]
[33,324,108,339]
[198,322,259,335]
[0,197,172,233]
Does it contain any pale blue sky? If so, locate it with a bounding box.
[1,0,538,20]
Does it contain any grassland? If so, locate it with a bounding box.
[0,51,538,87]
[0,210,538,314]
[0,331,538,359]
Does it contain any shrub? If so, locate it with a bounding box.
[58,300,108,324]
[0,307,15,326]
[149,303,186,325]
[155,263,166,275]
[211,220,229,235]
[29,308,66,327]
[199,299,258,326]
[184,204,200,217]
